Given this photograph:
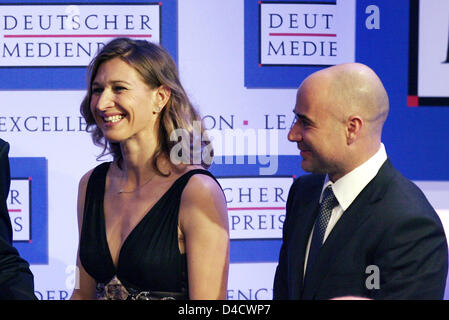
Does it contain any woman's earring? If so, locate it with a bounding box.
[153,106,161,115]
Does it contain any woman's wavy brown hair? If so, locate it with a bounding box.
[80,37,212,175]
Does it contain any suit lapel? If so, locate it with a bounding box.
[301,160,393,299]
[288,175,323,299]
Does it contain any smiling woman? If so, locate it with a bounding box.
[71,38,229,300]
[89,57,158,143]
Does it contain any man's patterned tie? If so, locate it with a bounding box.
[304,185,339,283]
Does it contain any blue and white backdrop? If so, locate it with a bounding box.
[1,0,448,299]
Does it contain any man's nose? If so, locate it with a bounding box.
[288,124,302,142]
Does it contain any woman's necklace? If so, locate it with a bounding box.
[118,173,156,195]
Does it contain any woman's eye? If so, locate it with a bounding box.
[113,86,127,92]
[91,87,103,94]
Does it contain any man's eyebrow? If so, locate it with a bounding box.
[293,110,315,125]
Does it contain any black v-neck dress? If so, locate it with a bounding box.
[79,162,218,300]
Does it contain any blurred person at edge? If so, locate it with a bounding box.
[70,38,229,300]
[0,138,37,300]
[273,63,448,300]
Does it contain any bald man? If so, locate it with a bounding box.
[273,63,448,300]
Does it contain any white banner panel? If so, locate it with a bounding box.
[0,4,160,66]
[418,0,449,96]
[260,0,355,65]
[218,176,292,239]
[8,179,31,242]
[437,209,449,247]
[227,263,277,300]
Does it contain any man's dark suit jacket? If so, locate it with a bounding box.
[273,159,448,300]
[0,139,36,299]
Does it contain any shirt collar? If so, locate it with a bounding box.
[321,143,388,211]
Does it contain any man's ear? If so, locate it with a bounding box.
[346,115,363,145]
